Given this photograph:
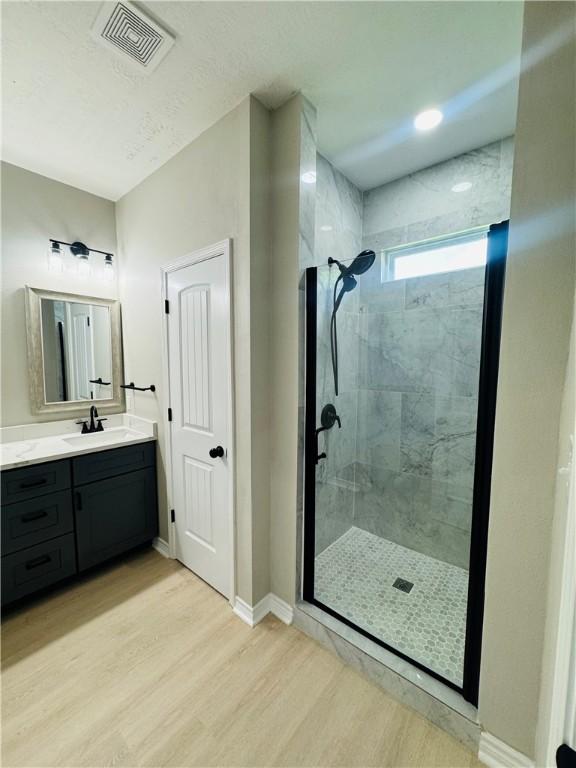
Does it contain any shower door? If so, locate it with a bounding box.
[303,221,508,704]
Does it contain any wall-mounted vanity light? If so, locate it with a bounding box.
[48,241,64,273]
[48,239,114,280]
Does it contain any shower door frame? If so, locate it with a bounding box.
[302,220,509,705]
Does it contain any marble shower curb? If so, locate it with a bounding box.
[293,602,480,752]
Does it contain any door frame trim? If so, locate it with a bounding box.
[160,238,236,605]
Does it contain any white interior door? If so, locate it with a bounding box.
[166,244,232,598]
[67,303,94,400]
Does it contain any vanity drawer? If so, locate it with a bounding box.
[1,460,71,505]
[1,533,77,606]
[2,491,74,555]
[72,442,155,486]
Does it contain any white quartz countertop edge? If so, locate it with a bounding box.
[0,414,157,471]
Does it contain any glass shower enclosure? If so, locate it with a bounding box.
[303,221,508,704]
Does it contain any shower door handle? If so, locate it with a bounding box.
[315,431,327,464]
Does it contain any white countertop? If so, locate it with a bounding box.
[0,414,157,471]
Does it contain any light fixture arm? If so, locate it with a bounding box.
[50,238,113,259]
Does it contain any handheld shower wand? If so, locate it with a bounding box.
[329,250,376,396]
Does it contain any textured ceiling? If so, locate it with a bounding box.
[1,1,523,199]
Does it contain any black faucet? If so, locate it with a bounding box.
[76,405,107,434]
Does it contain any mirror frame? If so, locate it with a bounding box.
[25,286,125,417]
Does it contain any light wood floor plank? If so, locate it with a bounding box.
[2,549,483,767]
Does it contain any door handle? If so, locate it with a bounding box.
[209,446,225,459]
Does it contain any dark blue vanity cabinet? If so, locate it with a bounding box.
[1,442,158,606]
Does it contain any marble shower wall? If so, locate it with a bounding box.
[313,154,363,554]
[362,137,514,253]
[353,266,486,569]
[311,139,514,564]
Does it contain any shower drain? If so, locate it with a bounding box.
[393,578,414,593]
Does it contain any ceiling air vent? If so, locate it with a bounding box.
[92,2,174,72]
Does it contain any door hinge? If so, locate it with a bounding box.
[170,509,175,523]
[168,407,172,422]
[164,299,170,314]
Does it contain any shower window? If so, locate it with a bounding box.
[383,229,488,281]
[303,221,508,704]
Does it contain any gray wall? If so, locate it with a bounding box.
[116,96,272,606]
[0,162,118,426]
[478,2,576,757]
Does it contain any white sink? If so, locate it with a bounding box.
[62,427,143,447]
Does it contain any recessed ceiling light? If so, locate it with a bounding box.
[320,225,333,232]
[452,181,473,193]
[301,171,317,184]
[414,108,443,131]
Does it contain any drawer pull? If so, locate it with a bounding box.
[21,510,49,523]
[19,478,48,489]
[75,492,82,511]
[25,554,51,570]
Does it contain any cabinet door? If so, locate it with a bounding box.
[74,468,158,571]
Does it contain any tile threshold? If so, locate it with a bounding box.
[294,600,480,751]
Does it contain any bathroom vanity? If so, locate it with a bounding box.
[1,285,160,607]
[1,418,158,607]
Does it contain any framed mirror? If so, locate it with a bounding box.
[25,286,124,416]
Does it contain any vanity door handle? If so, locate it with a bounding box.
[21,510,49,523]
[25,555,51,570]
[75,492,83,511]
[19,478,48,489]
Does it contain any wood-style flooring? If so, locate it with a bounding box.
[1,549,483,767]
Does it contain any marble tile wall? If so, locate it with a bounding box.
[362,137,514,254]
[296,97,318,598]
[310,139,513,565]
[352,267,485,568]
[313,155,364,554]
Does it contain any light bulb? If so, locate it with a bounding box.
[414,108,443,131]
[48,241,63,273]
[77,255,90,277]
[103,254,114,281]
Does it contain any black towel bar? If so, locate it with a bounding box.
[120,382,156,392]
[89,377,111,386]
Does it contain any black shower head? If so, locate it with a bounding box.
[349,249,376,275]
[328,250,376,278]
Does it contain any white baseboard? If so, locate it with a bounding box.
[152,537,170,558]
[479,732,534,768]
[268,594,294,625]
[233,593,294,628]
